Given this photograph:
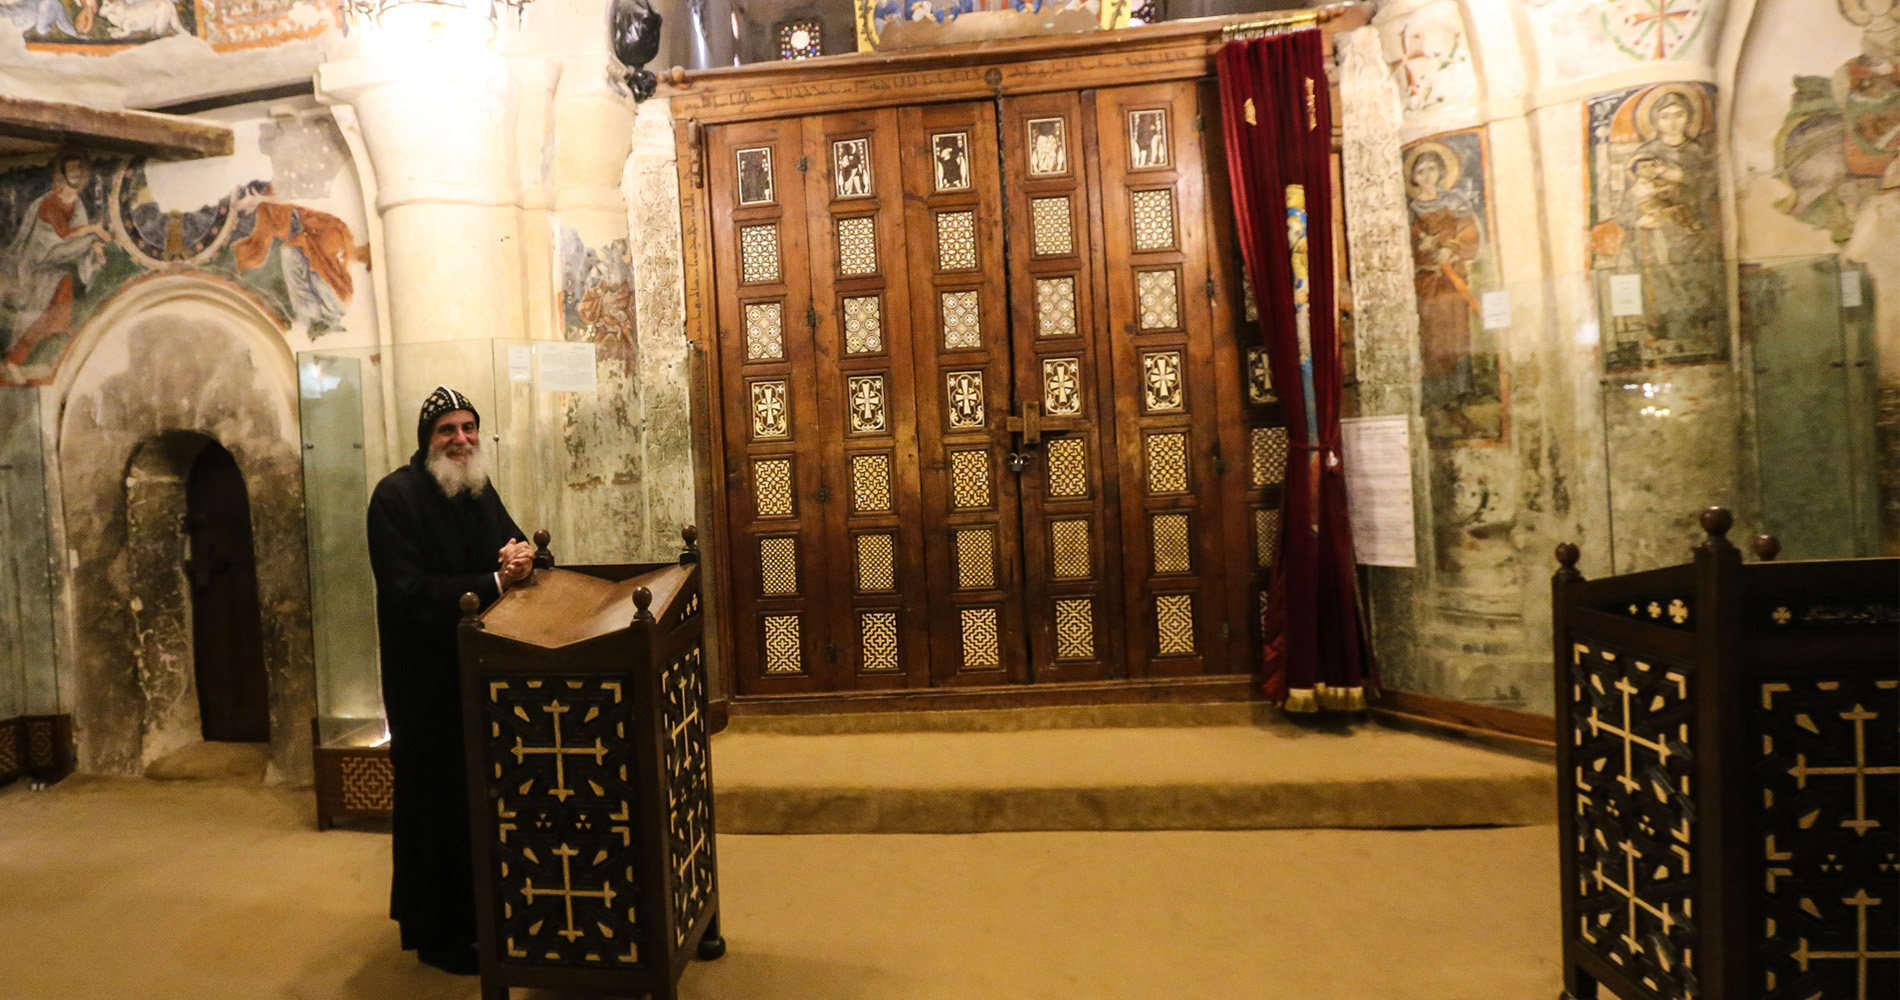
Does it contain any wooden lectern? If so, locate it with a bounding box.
[457,527,724,1000]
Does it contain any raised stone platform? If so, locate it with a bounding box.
[711,706,1554,835]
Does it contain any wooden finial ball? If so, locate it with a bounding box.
[1699,506,1733,538]
[1752,533,1781,561]
[1554,542,1580,568]
[460,592,480,617]
[682,524,698,546]
[633,586,652,611]
[534,529,551,548]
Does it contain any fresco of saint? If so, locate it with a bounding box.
[1403,131,1503,441]
[3,153,109,371]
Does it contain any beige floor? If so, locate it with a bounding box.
[0,776,1564,1000]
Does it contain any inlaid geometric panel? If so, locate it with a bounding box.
[1146,432,1188,493]
[935,211,977,271]
[851,453,892,512]
[1242,271,1259,322]
[750,380,789,438]
[483,676,642,966]
[763,615,802,674]
[1137,270,1180,330]
[837,216,878,276]
[959,607,1000,670]
[1155,594,1195,656]
[1568,642,1696,1000]
[1031,196,1074,256]
[759,536,798,595]
[859,612,900,672]
[1151,513,1191,575]
[1254,507,1280,569]
[1246,345,1275,403]
[339,754,393,811]
[847,374,886,433]
[946,371,986,428]
[1131,188,1176,251]
[955,529,996,590]
[1054,598,1095,660]
[753,459,793,518]
[660,643,715,947]
[740,224,780,284]
[855,533,895,592]
[1036,276,1077,338]
[941,291,982,350]
[950,450,991,509]
[1251,425,1289,487]
[843,295,882,355]
[1050,519,1091,579]
[1042,357,1081,416]
[744,301,784,360]
[1046,438,1088,498]
[1143,350,1183,411]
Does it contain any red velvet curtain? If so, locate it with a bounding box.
[1217,30,1375,712]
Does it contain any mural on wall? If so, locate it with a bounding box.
[558,228,636,366]
[1378,0,1478,118]
[1602,0,1710,62]
[1772,1,1900,244]
[1404,129,1503,441]
[852,0,1124,52]
[0,152,361,386]
[1,0,333,52]
[1524,0,1726,85]
[1586,82,1727,372]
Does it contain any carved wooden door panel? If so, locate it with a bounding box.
[1089,81,1245,677]
[997,92,1129,683]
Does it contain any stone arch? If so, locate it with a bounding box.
[53,276,314,783]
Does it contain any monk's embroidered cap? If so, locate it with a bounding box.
[417,385,479,448]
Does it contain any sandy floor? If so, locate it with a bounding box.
[0,776,1564,1000]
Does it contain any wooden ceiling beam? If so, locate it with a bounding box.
[0,94,233,160]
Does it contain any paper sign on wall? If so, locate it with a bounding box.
[1609,274,1644,317]
[507,345,533,382]
[1841,270,1864,310]
[536,342,598,392]
[1338,415,1417,568]
[1481,290,1512,331]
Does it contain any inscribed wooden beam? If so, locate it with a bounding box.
[0,95,233,160]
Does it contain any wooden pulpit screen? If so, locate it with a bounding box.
[457,528,724,1000]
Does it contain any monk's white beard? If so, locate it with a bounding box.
[427,444,490,498]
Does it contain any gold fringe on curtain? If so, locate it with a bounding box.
[1282,683,1369,713]
[1220,10,1320,42]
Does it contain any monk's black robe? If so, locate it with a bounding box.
[366,450,524,951]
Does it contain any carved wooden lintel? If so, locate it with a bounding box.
[0,95,234,160]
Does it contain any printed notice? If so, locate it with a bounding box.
[1610,273,1644,317]
[1841,270,1864,309]
[1481,290,1512,330]
[1339,415,1417,568]
[507,345,533,382]
[536,342,598,393]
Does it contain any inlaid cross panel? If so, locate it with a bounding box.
[956,528,997,590]
[753,458,793,518]
[506,698,610,803]
[843,295,883,355]
[1146,432,1189,494]
[519,843,617,945]
[855,533,895,591]
[1151,513,1191,575]
[763,615,802,674]
[950,450,992,508]
[851,453,893,511]
[940,291,982,350]
[935,210,977,271]
[744,301,784,360]
[1136,270,1179,330]
[750,381,790,438]
[1050,519,1091,579]
[1036,276,1077,338]
[759,536,798,595]
[960,607,1000,669]
[1054,598,1095,660]
[1042,357,1082,416]
[1142,350,1183,411]
[836,216,878,276]
[847,374,887,433]
[1761,684,1900,837]
[1130,188,1177,251]
[1045,438,1089,498]
[859,612,899,672]
[1155,594,1195,656]
[739,224,780,284]
[1246,345,1274,403]
[1031,196,1074,256]
[946,371,986,428]
[1251,426,1288,487]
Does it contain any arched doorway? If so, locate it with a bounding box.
[185,441,271,743]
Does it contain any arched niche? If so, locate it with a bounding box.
[53,277,315,783]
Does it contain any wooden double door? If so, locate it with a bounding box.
[707,82,1283,696]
